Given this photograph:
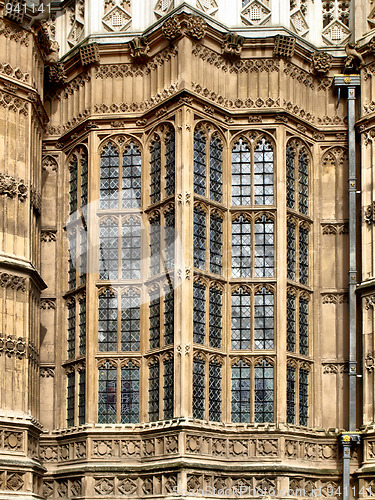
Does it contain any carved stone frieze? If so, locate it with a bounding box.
[6,472,24,491]
[41,230,57,242]
[186,15,207,40]
[321,222,349,234]
[0,62,29,82]
[3,431,23,451]
[284,62,315,89]
[40,298,56,309]
[40,367,55,377]
[0,173,27,200]
[94,477,114,495]
[322,362,349,373]
[0,273,27,292]
[49,73,90,101]
[321,292,349,304]
[0,19,29,46]
[364,352,375,372]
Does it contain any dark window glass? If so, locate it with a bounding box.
[150,215,161,276]
[150,137,161,204]
[254,215,274,277]
[232,215,251,277]
[193,358,205,419]
[193,283,206,344]
[121,291,140,351]
[69,155,78,215]
[100,143,119,209]
[122,218,141,279]
[254,138,274,205]
[286,366,295,424]
[164,209,175,271]
[67,371,75,427]
[149,290,160,349]
[299,298,309,355]
[210,213,222,275]
[209,361,221,422]
[78,369,85,425]
[286,146,295,210]
[99,219,118,280]
[122,142,141,208]
[121,361,139,423]
[194,207,206,270]
[231,288,251,350]
[254,360,274,423]
[287,293,296,352]
[163,358,174,419]
[67,301,75,359]
[81,150,88,213]
[79,298,86,356]
[98,290,117,352]
[148,362,159,422]
[287,220,296,280]
[299,369,309,426]
[254,287,274,349]
[98,361,117,423]
[299,226,309,285]
[68,230,76,289]
[164,285,174,345]
[210,135,223,202]
[80,228,87,285]
[232,139,251,206]
[165,129,175,197]
[231,361,250,423]
[298,149,309,215]
[209,287,222,348]
[194,129,206,196]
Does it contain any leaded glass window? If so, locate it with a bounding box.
[287,293,296,352]
[231,361,251,423]
[68,230,76,289]
[299,226,309,285]
[99,218,118,280]
[78,369,85,425]
[210,135,223,202]
[231,288,251,350]
[299,369,308,426]
[299,298,309,355]
[100,143,119,209]
[232,215,251,277]
[193,357,205,419]
[209,361,221,422]
[79,228,87,285]
[163,358,174,419]
[210,212,222,275]
[164,208,175,271]
[232,139,251,206]
[254,138,274,205]
[67,301,75,359]
[98,361,117,423]
[69,156,78,215]
[81,151,88,212]
[164,285,174,345]
[122,218,141,279]
[194,206,206,270]
[150,215,160,276]
[286,146,295,210]
[149,290,160,349]
[193,282,206,344]
[286,365,296,424]
[122,142,141,208]
[287,220,296,280]
[67,371,75,427]
[148,361,159,422]
[298,149,309,215]
[194,129,206,196]
[165,129,175,197]
[209,287,222,348]
[254,360,274,423]
[254,215,274,277]
[78,298,86,356]
[254,287,274,349]
[121,291,140,351]
[150,137,161,204]
[121,361,139,423]
[98,290,117,352]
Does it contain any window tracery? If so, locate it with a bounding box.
[67,371,75,427]
[286,287,311,356]
[78,368,86,425]
[98,361,117,423]
[193,353,223,422]
[194,126,223,202]
[286,360,310,426]
[286,139,310,215]
[121,361,140,423]
[148,358,160,422]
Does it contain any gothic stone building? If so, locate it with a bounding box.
[1,0,375,499]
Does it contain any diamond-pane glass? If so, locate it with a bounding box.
[286,366,295,424]
[232,139,251,206]
[299,298,309,355]
[287,220,296,280]
[209,288,222,348]
[68,230,76,289]
[299,227,309,285]
[69,156,78,215]
[299,369,308,426]
[100,143,119,209]
[194,207,206,270]
[98,290,117,352]
[121,361,139,423]
[194,129,206,196]
[81,150,88,212]
[163,358,174,419]
[98,362,117,423]
[122,218,141,279]
[193,358,205,419]
[78,369,85,425]
[150,215,161,276]
[122,142,141,208]
[149,362,159,422]
[254,360,274,423]
[67,302,75,359]
[231,288,251,350]
[231,361,250,423]
[99,219,118,280]
[254,138,274,205]
[287,293,296,352]
[165,130,175,197]
[79,299,86,355]
[67,371,75,427]
[149,290,160,349]
[210,213,222,275]
[286,146,295,210]
[209,361,221,422]
[193,283,206,344]
[254,287,274,349]
[232,215,251,277]
[254,215,274,277]
[298,149,309,215]
[121,291,140,351]
[164,209,175,271]
[80,229,87,285]
[210,135,223,202]
[150,137,161,204]
[164,285,174,345]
